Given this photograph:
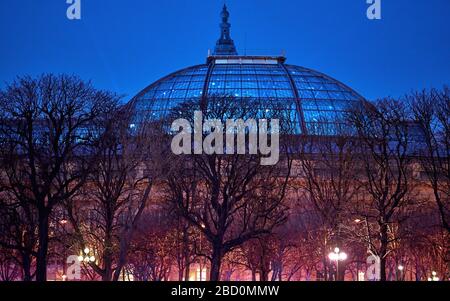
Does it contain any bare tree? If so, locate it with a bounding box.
[170,215,202,281]
[348,98,416,281]
[234,236,277,281]
[410,87,450,233]
[65,105,170,281]
[164,96,293,281]
[127,211,174,281]
[0,196,37,280]
[0,247,20,281]
[293,120,359,280]
[0,74,118,281]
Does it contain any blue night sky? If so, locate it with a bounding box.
[0,0,449,101]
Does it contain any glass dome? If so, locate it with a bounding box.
[131,57,365,136]
[130,5,366,136]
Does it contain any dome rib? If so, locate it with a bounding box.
[279,62,308,134]
[200,62,216,110]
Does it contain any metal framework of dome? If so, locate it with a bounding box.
[131,5,366,135]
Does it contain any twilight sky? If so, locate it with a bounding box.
[0,0,449,101]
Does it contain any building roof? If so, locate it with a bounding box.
[130,6,366,136]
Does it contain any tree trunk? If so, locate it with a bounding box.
[323,257,328,281]
[251,270,257,281]
[36,208,49,282]
[260,256,270,281]
[102,216,114,281]
[260,268,269,281]
[379,223,388,281]
[278,263,283,281]
[112,232,131,281]
[178,264,184,281]
[103,253,113,281]
[380,256,387,281]
[184,263,190,281]
[182,225,190,281]
[209,244,223,281]
[112,264,122,281]
[22,252,32,281]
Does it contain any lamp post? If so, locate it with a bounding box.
[78,247,96,265]
[428,271,439,281]
[397,265,404,281]
[59,218,68,281]
[77,247,96,280]
[328,247,347,281]
[199,223,206,281]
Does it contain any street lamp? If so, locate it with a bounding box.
[427,271,439,281]
[59,218,68,279]
[199,224,207,281]
[77,247,96,281]
[328,247,348,281]
[78,247,96,264]
[431,271,439,281]
[397,265,404,281]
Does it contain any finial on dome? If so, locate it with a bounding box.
[213,4,238,56]
[222,4,231,23]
